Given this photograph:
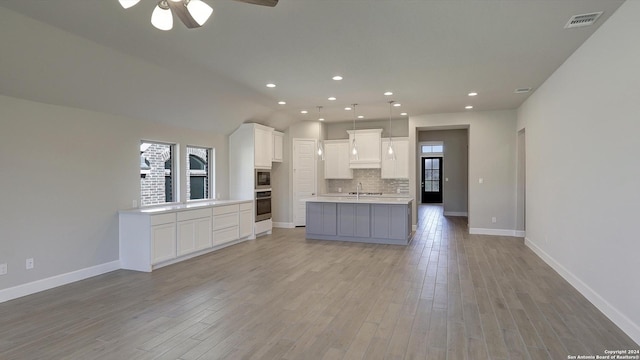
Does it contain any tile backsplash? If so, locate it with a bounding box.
[326,169,409,194]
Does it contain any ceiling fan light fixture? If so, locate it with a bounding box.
[186,0,213,26]
[151,1,173,31]
[119,0,141,9]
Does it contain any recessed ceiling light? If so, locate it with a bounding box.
[332,75,343,81]
[384,91,393,96]
[468,92,478,97]
[358,115,364,119]
[328,97,337,101]
[266,83,276,88]
[465,105,473,110]
[318,118,325,122]
[344,107,352,111]
[393,103,401,107]
[301,110,308,114]
[278,101,286,105]
[400,112,407,116]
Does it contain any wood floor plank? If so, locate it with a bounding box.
[0,205,636,360]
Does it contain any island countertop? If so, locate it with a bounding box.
[303,196,413,205]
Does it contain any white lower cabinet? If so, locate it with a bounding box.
[176,208,212,257]
[239,202,253,238]
[213,204,240,246]
[151,223,176,264]
[120,200,252,272]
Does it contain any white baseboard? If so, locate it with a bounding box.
[525,238,640,345]
[514,230,526,237]
[273,222,295,229]
[444,211,468,217]
[469,228,522,237]
[0,260,120,303]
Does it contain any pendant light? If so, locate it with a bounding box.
[350,104,359,161]
[386,101,396,160]
[316,106,325,161]
[151,1,173,31]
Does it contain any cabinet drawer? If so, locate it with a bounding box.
[239,202,252,211]
[213,226,239,245]
[177,208,211,221]
[213,204,239,216]
[213,212,239,230]
[151,213,176,226]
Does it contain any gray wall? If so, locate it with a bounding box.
[409,110,517,232]
[326,119,408,140]
[0,94,228,291]
[418,129,468,214]
[518,0,639,343]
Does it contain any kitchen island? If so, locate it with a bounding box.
[305,196,413,245]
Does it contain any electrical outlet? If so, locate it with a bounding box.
[491,217,497,223]
[0,263,7,275]
[132,199,138,208]
[26,258,34,270]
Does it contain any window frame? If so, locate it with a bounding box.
[186,145,213,202]
[139,140,179,207]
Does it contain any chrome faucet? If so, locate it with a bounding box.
[356,182,363,200]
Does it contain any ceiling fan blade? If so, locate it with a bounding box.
[166,1,202,29]
[231,0,278,7]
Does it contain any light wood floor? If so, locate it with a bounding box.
[0,205,636,360]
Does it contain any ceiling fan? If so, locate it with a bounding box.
[118,0,278,31]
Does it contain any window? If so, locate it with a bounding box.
[140,141,175,206]
[186,146,211,200]
[420,142,444,155]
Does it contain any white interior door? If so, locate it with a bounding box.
[293,139,317,226]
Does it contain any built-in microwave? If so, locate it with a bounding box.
[255,169,271,189]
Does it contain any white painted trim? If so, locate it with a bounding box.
[468,228,522,237]
[273,222,295,229]
[514,230,525,237]
[525,238,640,345]
[444,211,468,217]
[0,260,120,303]
[412,225,417,231]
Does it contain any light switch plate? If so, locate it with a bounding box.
[0,263,7,275]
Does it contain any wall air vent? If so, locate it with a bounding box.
[564,12,603,29]
[514,88,532,94]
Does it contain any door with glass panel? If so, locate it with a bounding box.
[421,157,443,203]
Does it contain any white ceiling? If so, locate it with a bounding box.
[0,0,625,133]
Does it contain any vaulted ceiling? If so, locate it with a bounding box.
[0,0,625,133]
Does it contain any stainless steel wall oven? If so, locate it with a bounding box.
[255,190,271,222]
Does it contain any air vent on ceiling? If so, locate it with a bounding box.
[564,12,603,29]
[514,88,532,94]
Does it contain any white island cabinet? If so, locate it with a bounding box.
[120,200,253,272]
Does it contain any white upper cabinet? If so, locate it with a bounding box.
[324,140,353,179]
[254,125,273,169]
[347,129,382,169]
[381,137,409,179]
[272,131,284,163]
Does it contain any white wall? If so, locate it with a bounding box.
[0,95,228,294]
[517,0,640,343]
[409,110,518,234]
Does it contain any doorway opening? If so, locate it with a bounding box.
[421,157,443,203]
